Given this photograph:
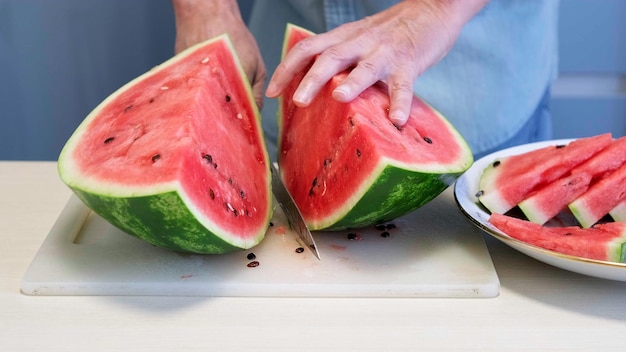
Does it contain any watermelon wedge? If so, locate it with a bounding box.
[58,35,272,254]
[519,136,626,224]
[477,134,612,215]
[488,213,626,263]
[569,161,626,228]
[277,24,473,230]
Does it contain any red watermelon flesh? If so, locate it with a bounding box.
[519,136,626,224]
[569,161,626,228]
[488,213,626,263]
[58,35,272,253]
[278,24,473,230]
[478,134,612,215]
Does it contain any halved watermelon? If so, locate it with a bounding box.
[569,161,626,228]
[519,136,626,224]
[477,134,612,215]
[277,24,473,230]
[58,35,272,254]
[489,213,626,263]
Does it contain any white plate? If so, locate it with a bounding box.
[454,139,626,282]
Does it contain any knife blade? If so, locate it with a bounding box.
[270,163,321,260]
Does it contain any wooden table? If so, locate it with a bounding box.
[2,161,625,351]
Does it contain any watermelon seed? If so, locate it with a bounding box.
[556,144,566,149]
[295,247,304,253]
[323,158,332,168]
[475,190,484,197]
[149,98,155,103]
[225,95,231,102]
[564,232,572,236]
[347,233,361,240]
[209,189,215,200]
[356,149,361,157]
[349,117,355,127]
[269,222,274,227]
[311,177,318,187]
[247,261,260,268]
[104,137,115,144]
[124,104,133,112]
[151,154,161,163]
[246,252,256,260]
[240,190,245,198]
[492,160,501,167]
[423,137,432,144]
[228,178,233,185]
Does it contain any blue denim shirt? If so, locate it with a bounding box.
[248,0,559,159]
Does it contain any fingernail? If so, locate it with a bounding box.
[293,86,311,106]
[332,86,350,101]
[390,111,408,127]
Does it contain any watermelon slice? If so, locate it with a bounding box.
[488,213,626,263]
[58,35,272,254]
[477,134,612,215]
[569,161,626,228]
[277,24,473,230]
[519,136,626,224]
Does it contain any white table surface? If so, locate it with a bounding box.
[2,161,626,351]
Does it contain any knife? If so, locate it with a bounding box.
[270,163,321,260]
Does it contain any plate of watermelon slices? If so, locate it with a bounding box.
[454,137,626,282]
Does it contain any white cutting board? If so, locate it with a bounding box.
[21,188,499,297]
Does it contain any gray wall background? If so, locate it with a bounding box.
[0,0,624,161]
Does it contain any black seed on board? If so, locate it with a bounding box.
[347,233,360,240]
[151,154,161,163]
[386,223,396,230]
[356,149,361,157]
[475,190,484,197]
[295,247,304,253]
[124,104,134,112]
[247,252,256,260]
[423,137,433,144]
[375,224,386,231]
[104,137,115,144]
[247,261,260,268]
[492,160,501,167]
[381,231,391,238]
[225,95,231,102]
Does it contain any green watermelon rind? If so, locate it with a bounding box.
[322,160,461,230]
[73,189,247,253]
[610,202,626,222]
[58,34,272,254]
